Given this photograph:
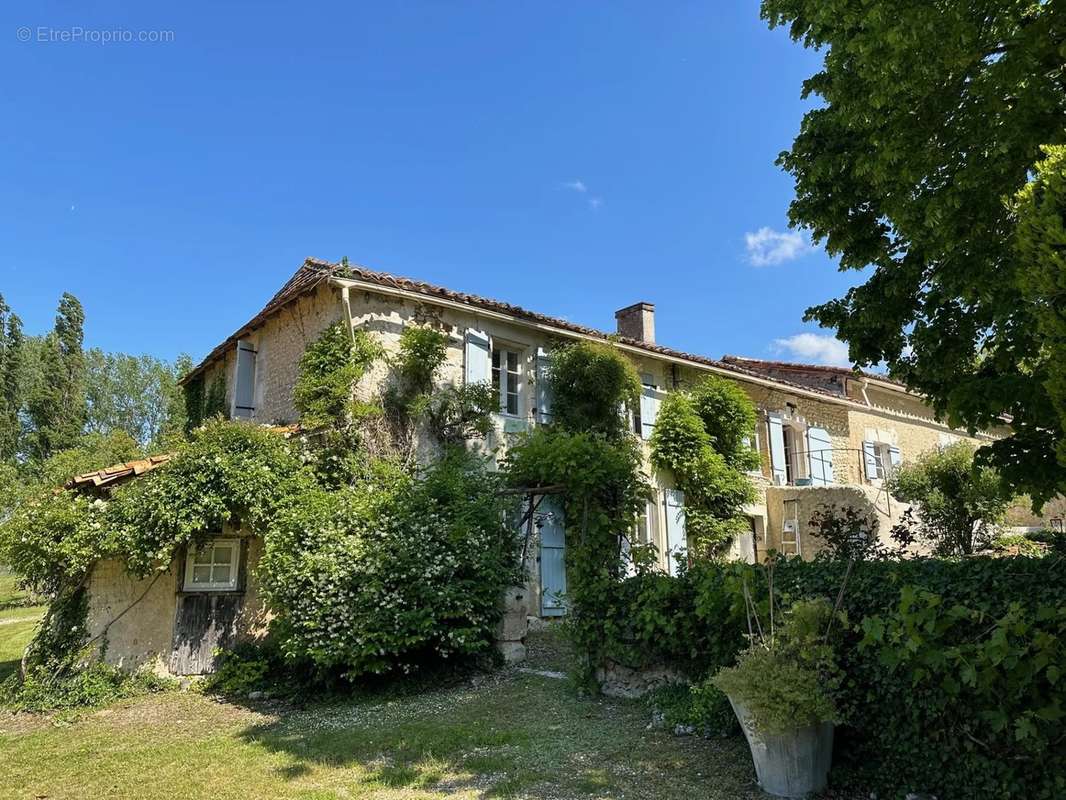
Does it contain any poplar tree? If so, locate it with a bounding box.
[26,293,88,460]
[0,294,24,462]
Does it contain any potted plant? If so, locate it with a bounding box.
[713,593,842,798]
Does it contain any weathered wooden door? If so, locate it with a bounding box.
[538,498,567,617]
[169,594,242,675]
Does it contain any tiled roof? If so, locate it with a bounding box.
[67,454,173,490]
[181,262,334,384]
[181,257,887,403]
[321,259,861,399]
[720,355,903,388]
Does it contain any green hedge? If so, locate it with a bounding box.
[603,556,1066,800]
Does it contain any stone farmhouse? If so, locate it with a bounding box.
[73,258,1008,675]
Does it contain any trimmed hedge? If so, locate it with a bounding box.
[603,556,1066,800]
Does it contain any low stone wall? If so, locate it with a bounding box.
[595,659,687,699]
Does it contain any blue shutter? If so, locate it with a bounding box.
[535,347,553,424]
[806,426,833,486]
[234,342,257,419]
[862,441,881,480]
[464,330,490,385]
[640,382,662,440]
[538,497,567,616]
[768,415,787,485]
[664,489,687,576]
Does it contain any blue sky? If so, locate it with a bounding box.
[1,2,860,368]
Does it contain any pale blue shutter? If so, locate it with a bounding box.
[664,488,687,576]
[768,415,788,485]
[234,342,257,419]
[862,441,881,480]
[535,347,553,424]
[538,497,567,616]
[640,380,661,440]
[806,427,833,486]
[464,330,490,385]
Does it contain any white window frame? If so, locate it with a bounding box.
[183,537,240,592]
[1051,519,1064,534]
[865,442,900,484]
[491,345,523,417]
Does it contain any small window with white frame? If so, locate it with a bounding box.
[1052,518,1064,533]
[184,538,240,592]
[491,346,522,416]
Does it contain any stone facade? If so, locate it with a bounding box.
[89,265,1011,674]
[85,531,270,675]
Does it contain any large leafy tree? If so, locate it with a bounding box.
[85,349,188,448]
[762,1,1066,504]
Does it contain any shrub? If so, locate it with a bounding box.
[887,442,1014,555]
[807,503,884,561]
[602,556,1066,799]
[712,598,841,735]
[258,450,520,677]
[646,681,739,737]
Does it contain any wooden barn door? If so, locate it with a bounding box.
[170,593,242,675]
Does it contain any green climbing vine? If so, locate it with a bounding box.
[650,375,759,556]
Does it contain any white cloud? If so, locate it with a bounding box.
[562,179,602,210]
[772,333,851,367]
[744,226,811,266]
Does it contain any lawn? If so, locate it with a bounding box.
[0,612,767,800]
[0,572,45,682]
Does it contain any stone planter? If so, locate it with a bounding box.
[727,696,834,798]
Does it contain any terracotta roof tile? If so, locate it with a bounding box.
[67,454,173,490]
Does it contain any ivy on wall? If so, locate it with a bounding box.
[650,375,759,556]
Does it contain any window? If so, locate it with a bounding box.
[1052,519,1064,533]
[184,538,240,592]
[863,441,901,483]
[492,348,521,416]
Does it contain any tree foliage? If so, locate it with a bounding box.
[26,293,88,460]
[546,341,641,438]
[1014,145,1066,475]
[888,442,1014,556]
[85,349,188,448]
[762,0,1066,504]
[0,294,24,463]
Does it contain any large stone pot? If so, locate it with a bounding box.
[727,696,834,798]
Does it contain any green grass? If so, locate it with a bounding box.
[0,625,769,800]
[0,571,45,681]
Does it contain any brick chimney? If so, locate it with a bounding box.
[615,301,655,344]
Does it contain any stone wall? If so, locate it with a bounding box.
[763,484,920,558]
[84,531,270,675]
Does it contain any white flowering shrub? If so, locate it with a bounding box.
[258,450,521,676]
